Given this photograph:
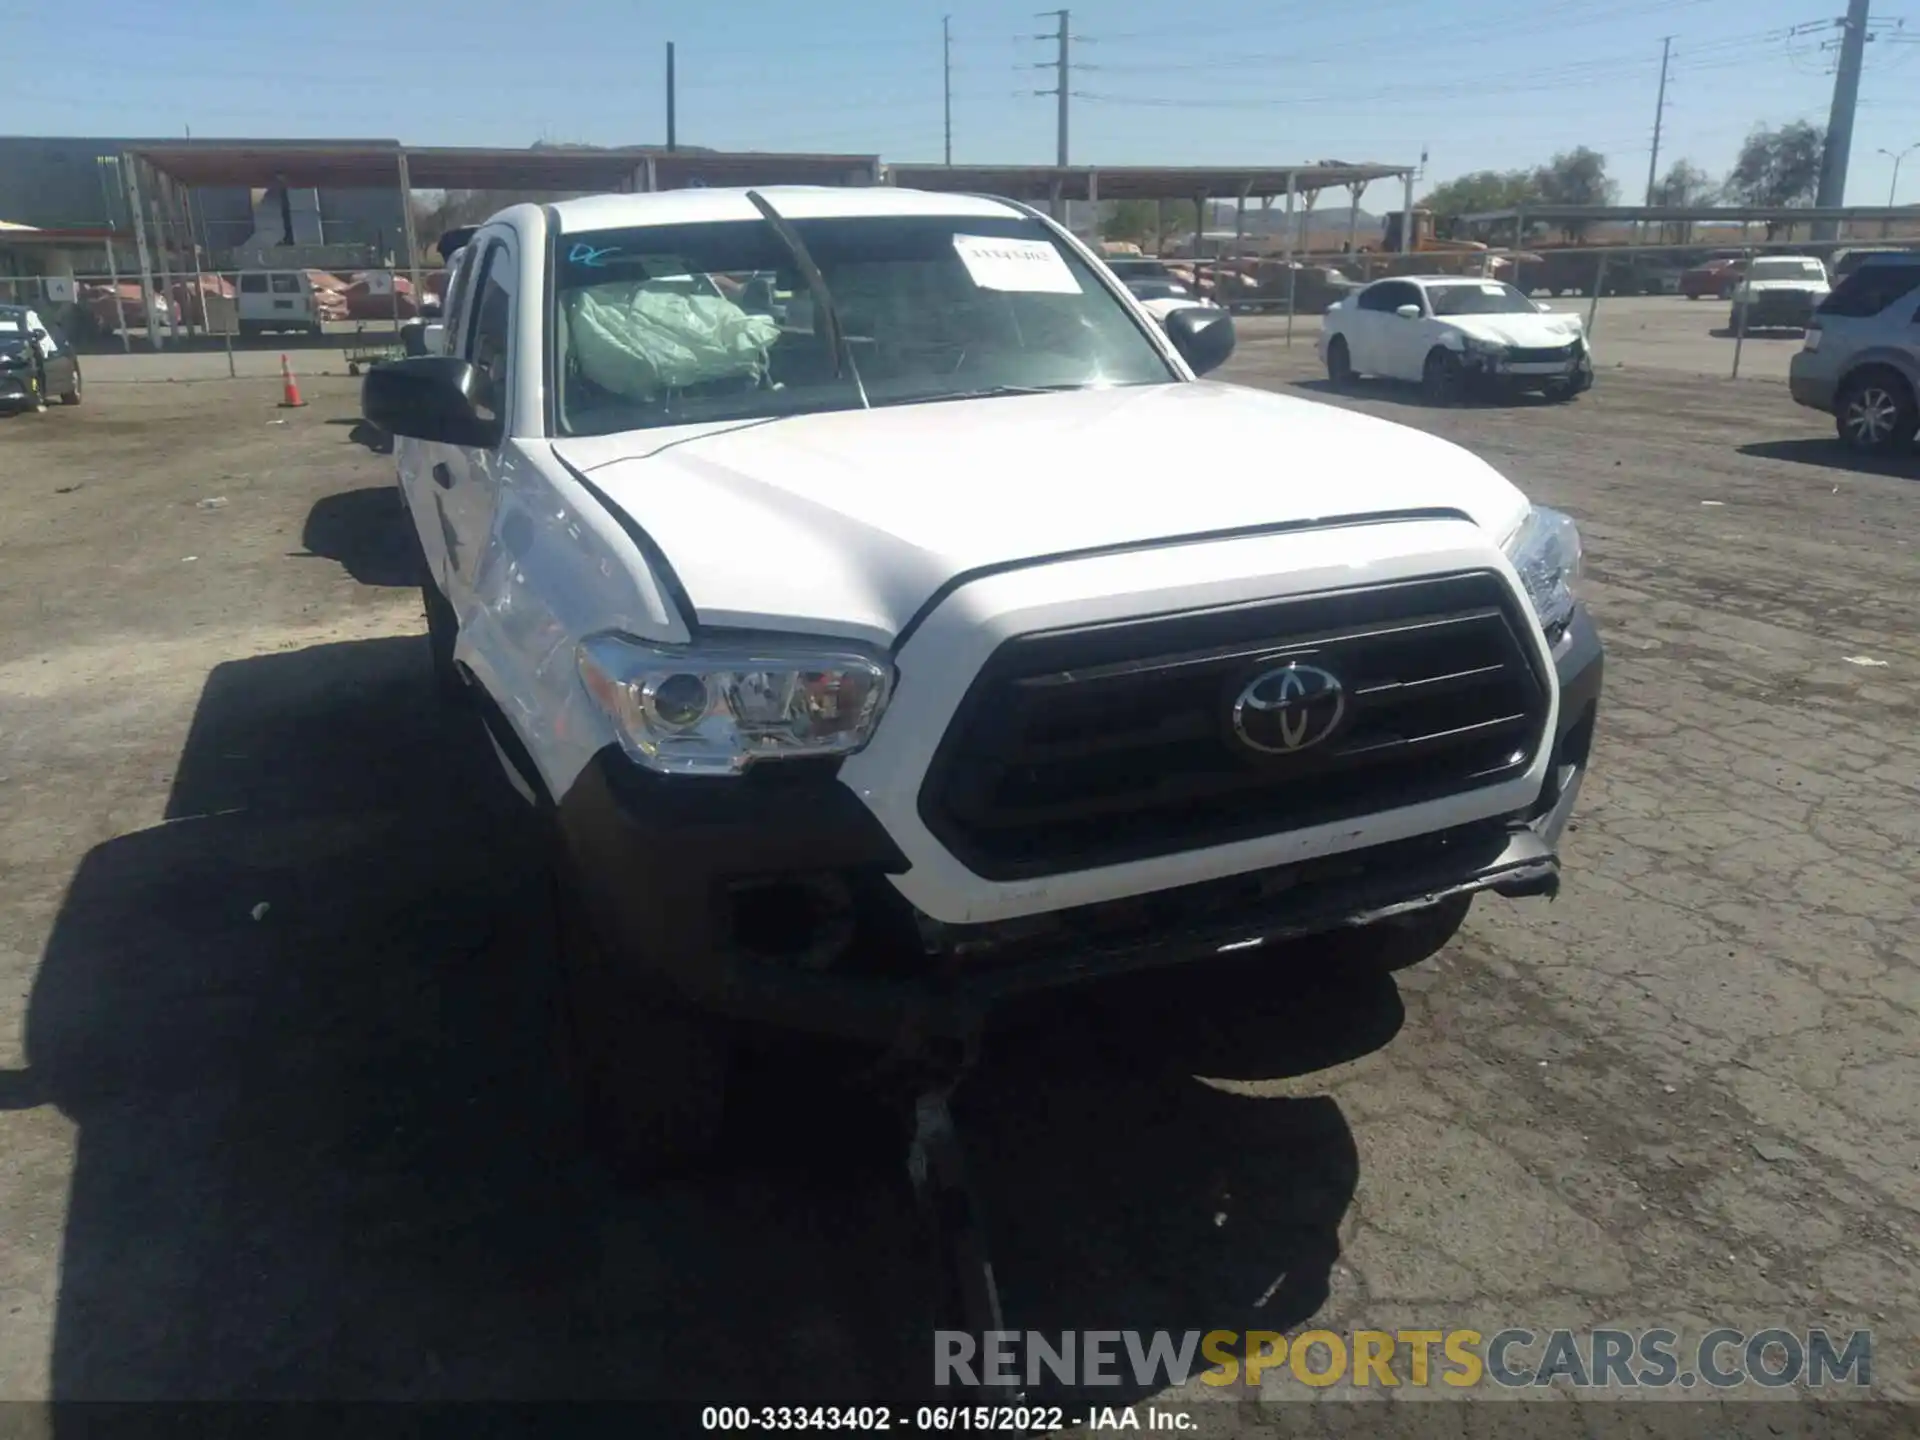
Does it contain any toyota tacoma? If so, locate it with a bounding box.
[362,186,1603,1171]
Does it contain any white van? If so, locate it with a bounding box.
[236,270,322,337]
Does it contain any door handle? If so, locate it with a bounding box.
[432,462,455,489]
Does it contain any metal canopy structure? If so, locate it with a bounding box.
[99,140,1419,350]
[1458,203,1920,227]
[887,161,1412,203]
[126,139,883,193]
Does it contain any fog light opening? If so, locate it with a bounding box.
[724,874,857,971]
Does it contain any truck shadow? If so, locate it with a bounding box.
[298,485,416,587]
[1738,437,1917,480]
[1289,376,1555,413]
[21,633,1403,1405]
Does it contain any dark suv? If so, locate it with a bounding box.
[0,304,83,411]
[1790,254,1920,454]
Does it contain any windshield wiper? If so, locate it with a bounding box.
[744,189,869,410]
[879,383,1090,407]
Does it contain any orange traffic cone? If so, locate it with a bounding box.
[278,353,306,409]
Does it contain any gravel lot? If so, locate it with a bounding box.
[0,350,1914,1427]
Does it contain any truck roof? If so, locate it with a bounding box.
[550,186,1028,234]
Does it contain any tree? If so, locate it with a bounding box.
[1531,147,1618,239]
[1102,200,1161,246]
[1726,121,1824,237]
[1653,159,1717,242]
[1420,169,1541,222]
[1654,159,1715,207]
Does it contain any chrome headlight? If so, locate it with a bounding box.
[577,634,892,776]
[1503,506,1582,635]
[1462,334,1507,356]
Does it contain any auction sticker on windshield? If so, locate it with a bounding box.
[952,234,1081,294]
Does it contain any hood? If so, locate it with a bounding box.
[1441,312,1586,347]
[1737,279,1829,295]
[551,382,1530,647]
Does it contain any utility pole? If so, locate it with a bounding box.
[1879,142,1918,235]
[1643,36,1672,207]
[1814,0,1871,235]
[943,16,953,165]
[666,42,677,151]
[1031,10,1072,221]
[1051,9,1070,168]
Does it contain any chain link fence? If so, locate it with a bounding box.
[1163,233,1916,379]
[0,266,452,374]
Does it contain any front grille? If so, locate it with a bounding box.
[918,571,1549,881]
[1508,343,1577,363]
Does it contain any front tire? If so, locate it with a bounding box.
[1835,368,1918,455]
[550,865,732,1182]
[59,368,82,405]
[1421,348,1464,406]
[1325,335,1355,388]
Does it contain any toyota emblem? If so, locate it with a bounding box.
[1231,663,1347,754]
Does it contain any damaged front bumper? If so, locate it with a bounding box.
[0,366,39,405]
[1463,345,1593,393]
[555,606,1602,1047]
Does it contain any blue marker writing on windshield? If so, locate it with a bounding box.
[568,243,622,267]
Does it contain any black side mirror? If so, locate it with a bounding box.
[29,328,48,342]
[1163,306,1236,376]
[362,356,501,447]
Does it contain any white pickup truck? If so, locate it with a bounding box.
[363,185,1602,1173]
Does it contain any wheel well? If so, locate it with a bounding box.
[465,673,557,811]
[1838,362,1916,405]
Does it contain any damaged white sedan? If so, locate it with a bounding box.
[1321,275,1594,404]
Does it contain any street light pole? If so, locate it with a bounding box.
[1877,144,1917,236]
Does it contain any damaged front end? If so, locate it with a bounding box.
[1460,337,1593,394]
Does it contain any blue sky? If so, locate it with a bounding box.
[7,0,1920,204]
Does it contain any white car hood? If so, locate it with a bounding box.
[1737,279,1829,295]
[550,382,1530,646]
[1442,312,1586,347]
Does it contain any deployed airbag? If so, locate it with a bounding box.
[567,282,780,399]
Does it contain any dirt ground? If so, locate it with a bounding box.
[0,354,1915,1430]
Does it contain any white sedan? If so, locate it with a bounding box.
[1320,275,1593,404]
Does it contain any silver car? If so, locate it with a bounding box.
[1789,253,1920,455]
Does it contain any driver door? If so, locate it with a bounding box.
[1343,283,1389,373]
[437,236,514,613]
[1371,281,1430,380]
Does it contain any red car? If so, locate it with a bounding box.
[1680,255,1745,300]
